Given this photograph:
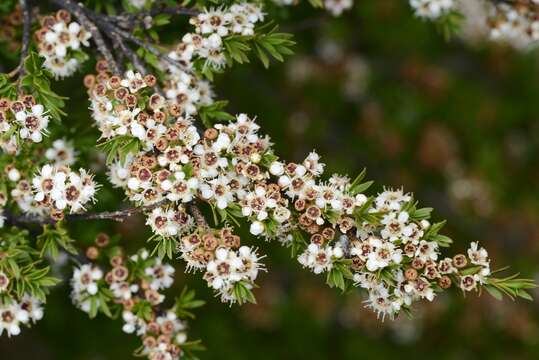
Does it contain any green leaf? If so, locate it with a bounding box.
[97,135,140,165]
[232,281,257,305]
[252,24,295,68]
[153,14,171,26]
[36,223,77,259]
[516,289,533,301]
[259,151,279,168]
[432,234,453,247]
[0,74,17,99]
[326,268,345,291]
[21,52,67,121]
[175,287,206,319]
[287,228,307,258]
[484,285,503,301]
[197,100,235,128]
[435,11,464,41]
[410,207,433,221]
[149,235,177,260]
[349,180,373,195]
[308,0,323,7]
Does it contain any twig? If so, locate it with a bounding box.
[82,9,188,72]
[282,16,327,33]
[112,33,145,75]
[110,32,165,96]
[147,6,200,17]
[107,6,200,31]
[17,0,32,89]
[6,199,211,233]
[51,0,190,74]
[5,199,168,226]
[7,65,21,78]
[188,203,210,231]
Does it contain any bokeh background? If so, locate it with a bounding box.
[2,0,539,359]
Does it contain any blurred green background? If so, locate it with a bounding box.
[2,0,539,358]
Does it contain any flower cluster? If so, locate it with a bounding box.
[132,310,189,360]
[179,226,264,303]
[409,0,539,50]
[71,235,193,360]
[0,4,22,52]
[0,96,50,154]
[71,249,175,312]
[10,164,97,219]
[169,3,265,69]
[154,109,500,317]
[71,263,104,312]
[35,10,91,78]
[409,0,456,19]
[0,294,44,337]
[87,68,206,154]
[163,67,214,117]
[115,121,200,205]
[294,183,494,320]
[87,70,270,304]
[486,1,539,49]
[146,205,195,238]
[271,0,354,16]
[298,242,344,274]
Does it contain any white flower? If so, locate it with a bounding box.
[269,161,284,176]
[374,188,411,211]
[45,139,77,166]
[72,264,103,296]
[380,211,410,241]
[16,104,49,143]
[365,237,402,272]
[30,164,97,214]
[7,168,20,182]
[410,0,455,19]
[467,242,489,267]
[122,311,147,335]
[303,151,325,176]
[20,295,44,323]
[145,258,175,290]
[0,304,28,337]
[297,243,336,274]
[415,240,439,262]
[250,220,265,235]
[324,0,354,17]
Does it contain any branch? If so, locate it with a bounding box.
[146,6,200,17]
[107,6,200,31]
[4,199,168,225]
[5,199,211,234]
[17,0,32,88]
[81,9,189,72]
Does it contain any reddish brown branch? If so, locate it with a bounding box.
[5,200,168,225]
